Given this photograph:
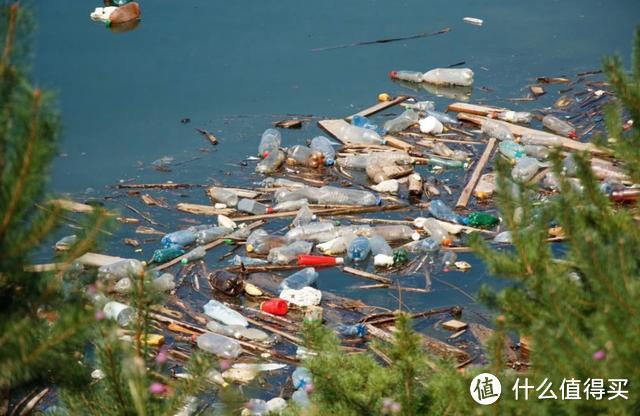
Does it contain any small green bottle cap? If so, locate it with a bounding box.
[180,258,188,265]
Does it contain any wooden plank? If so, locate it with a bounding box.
[176,203,234,216]
[76,252,124,267]
[447,102,507,116]
[318,119,413,151]
[346,96,408,121]
[456,113,604,154]
[51,199,94,213]
[442,319,468,331]
[456,137,496,208]
[342,267,392,285]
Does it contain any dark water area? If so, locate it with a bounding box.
[31,0,640,374]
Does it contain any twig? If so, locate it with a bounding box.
[456,137,496,208]
[342,267,392,284]
[312,27,450,52]
[123,203,163,227]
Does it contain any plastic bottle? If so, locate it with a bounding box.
[432,142,455,158]
[389,70,423,83]
[493,231,513,244]
[420,218,451,245]
[237,198,272,215]
[272,199,309,212]
[542,115,577,138]
[206,320,241,338]
[372,225,419,242]
[280,267,319,290]
[285,221,336,243]
[203,299,248,327]
[422,68,474,87]
[208,187,238,207]
[511,156,540,182]
[229,255,269,267]
[274,187,315,204]
[383,109,419,133]
[292,390,311,408]
[406,237,440,253]
[474,173,496,199]
[524,144,550,159]
[286,145,322,168]
[351,115,386,137]
[245,399,268,415]
[55,235,77,251]
[495,111,533,124]
[246,230,286,254]
[261,299,289,316]
[267,241,314,264]
[266,397,288,414]
[103,301,133,327]
[441,251,457,271]
[161,228,200,248]
[152,247,185,263]
[337,323,367,337]
[338,154,370,170]
[371,179,399,194]
[256,149,286,174]
[429,199,463,224]
[196,332,242,359]
[498,140,525,160]
[152,273,176,292]
[291,205,314,228]
[114,277,132,293]
[298,254,344,267]
[429,156,465,168]
[425,176,440,196]
[425,110,461,125]
[337,123,386,145]
[316,186,379,206]
[347,236,371,263]
[292,367,313,389]
[182,246,206,263]
[463,212,500,228]
[369,235,394,267]
[98,259,145,281]
[196,226,233,245]
[481,119,515,141]
[106,2,140,26]
[280,286,323,307]
[310,136,336,166]
[520,134,563,147]
[419,116,444,134]
[262,177,305,189]
[258,128,282,157]
[316,233,357,255]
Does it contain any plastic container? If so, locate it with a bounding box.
[292,367,313,390]
[280,286,322,307]
[208,187,238,207]
[371,179,399,194]
[383,109,419,133]
[524,145,550,159]
[494,111,532,124]
[291,205,314,228]
[419,217,451,245]
[258,128,282,157]
[246,230,286,254]
[337,323,367,337]
[542,115,576,138]
[310,136,336,166]
[493,231,513,244]
[98,259,145,281]
[474,173,496,199]
[407,237,441,253]
[103,301,133,327]
[203,299,248,327]
[292,390,311,408]
[428,199,463,224]
[429,156,465,168]
[463,212,500,228]
[520,134,563,147]
[182,246,206,263]
[152,273,176,292]
[196,332,242,359]
[55,235,77,251]
[351,115,386,137]
[272,199,309,212]
[152,247,185,263]
[425,110,461,125]
[280,267,319,290]
[237,198,271,215]
[337,123,386,145]
[285,221,336,243]
[206,320,241,338]
[256,149,286,174]
[402,100,435,112]
[481,119,515,141]
[316,233,357,255]
[338,154,370,170]
[422,68,474,87]
[498,140,525,160]
[261,299,289,316]
[389,70,423,83]
[106,2,140,26]
[369,235,394,267]
[419,116,444,134]
[262,177,305,189]
[372,225,419,242]
[229,255,269,266]
[316,186,379,206]
[274,187,315,204]
[161,229,197,248]
[441,251,457,270]
[196,226,233,245]
[286,145,322,168]
[115,279,131,295]
[347,236,371,263]
[511,156,540,182]
[297,254,344,267]
[267,241,314,264]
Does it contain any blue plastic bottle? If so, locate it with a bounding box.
[347,236,371,263]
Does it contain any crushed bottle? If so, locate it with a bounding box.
[267,241,314,264]
[383,109,419,133]
[291,205,315,227]
[428,199,464,224]
[98,259,144,281]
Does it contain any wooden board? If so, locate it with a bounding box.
[318,119,413,151]
[442,319,468,331]
[447,102,507,116]
[455,113,604,154]
[346,96,409,121]
[456,138,497,208]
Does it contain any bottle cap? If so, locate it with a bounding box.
[266,207,274,214]
[388,71,398,79]
[246,244,254,253]
[335,257,344,264]
[326,158,335,166]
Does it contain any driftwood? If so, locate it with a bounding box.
[456,137,496,208]
[346,96,409,120]
[117,183,195,190]
[50,199,94,213]
[196,128,218,145]
[342,267,392,285]
[176,203,234,216]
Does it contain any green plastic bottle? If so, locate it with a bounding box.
[464,212,500,228]
[152,247,185,263]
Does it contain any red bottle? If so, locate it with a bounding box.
[297,254,344,267]
[261,299,288,316]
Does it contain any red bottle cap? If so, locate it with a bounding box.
[261,299,289,316]
[568,131,578,139]
[297,254,343,267]
[267,207,274,214]
[389,71,398,79]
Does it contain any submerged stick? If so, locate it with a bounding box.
[312,27,450,52]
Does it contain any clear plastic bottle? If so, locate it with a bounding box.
[208,187,239,207]
[258,128,282,157]
[351,115,386,137]
[286,145,322,168]
[474,173,496,199]
[114,277,132,293]
[371,179,399,194]
[428,199,463,224]
[422,68,474,87]
[347,236,371,263]
[291,205,314,228]
[520,134,563,147]
[280,267,319,290]
[419,116,444,134]
[337,123,386,145]
[273,199,309,212]
[206,320,241,338]
[245,399,268,416]
[202,299,248,327]
[161,229,198,248]
[371,225,419,242]
[316,233,357,255]
[98,259,144,281]
[103,301,133,327]
[256,149,286,174]
[494,111,532,124]
[267,241,314,264]
[291,367,313,389]
[229,255,269,266]
[402,100,435,112]
[425,110,461,125]
[441,251,457,270]
[383,109,419,133]
[237,198,271,215]
[406,237,440,253]
[369,235,394,267]
[246,229,286,254]
[292,390,311,408]
[285,222,336,243]
[481,119,515,141]
[511,157,540,182]
[274,187,315,204]
[420,217,451,244]
[196,226,233,245]
[182,246,206,263]
[524,145,550,159]
[55,234,77,251]
[498,140,525,160]
[310,136,336,166]
[432,141,455,158]
[337,323,367,337]
[389,70,423,83]
[262,177,305,189]
[152,273,176,292]
[429,156,465,168]
[542,115,576,138]
[316,186,379,206]
[196,332,242,359]
[493,231,513,244]
[338,154,370,170]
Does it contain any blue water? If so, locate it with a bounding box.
[32,2,639,326]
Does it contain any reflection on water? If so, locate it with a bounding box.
[392,78,473,101]
[107,18,140,34]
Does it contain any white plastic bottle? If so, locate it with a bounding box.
[196,332,242,359]
[203,299,248,327]
[337,123,386,145]
[421,68,474,87]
